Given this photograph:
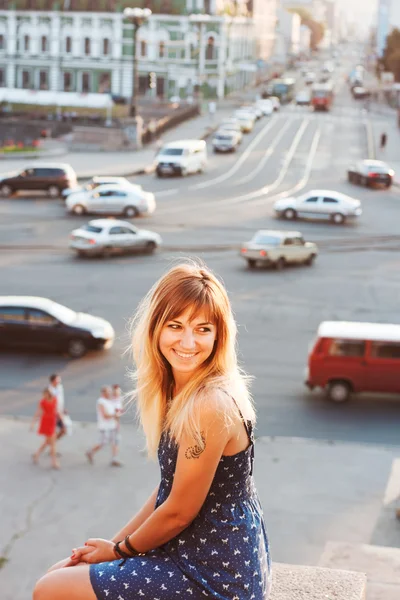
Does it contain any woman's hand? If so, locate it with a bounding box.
[71,538,116,565]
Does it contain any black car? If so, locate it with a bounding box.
[0,163,78,198]
[347,160,394,188]
[0,297,115,358]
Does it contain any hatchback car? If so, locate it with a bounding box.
[240,230,318,270]
[234,111,256,133]
[347,160,394,188]
[0,163,77,198]
[65,184,156,217]
[212,130,241,153]
[218,120,243,141]
[274,190,362,224]
[0,296,114,358]
[69,219,162,258]
[62,176,133,199]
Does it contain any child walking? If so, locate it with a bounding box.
[30,388,60,470]
[86,386,122,467]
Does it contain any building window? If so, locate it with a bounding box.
[63,71,72,91]
[159,41,165,59]
[84,37,91,55]
[82,72,90,93]
[24,35,30,51]
[0,69,4,87]
[99,72,111,92]
[41,35,48,53]
[22,70,30,89]
[0,34,4,50]
[103,38,110,55]
[206,36,215,60]
[65,36,72,54]
[39,70,48,90]
[140,40,147,57]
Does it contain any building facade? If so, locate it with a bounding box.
[0,1,277,99]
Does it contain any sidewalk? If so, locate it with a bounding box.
[0,101,243,180]
[0,415,398,600]
[370,111,400,184]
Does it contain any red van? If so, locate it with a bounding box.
[305,321,400,402]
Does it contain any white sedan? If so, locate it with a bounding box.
[274,190,362,224]
[69,219,162,258]
[65,183,155,218]
[62,176,133,198]
[240,230,318,270]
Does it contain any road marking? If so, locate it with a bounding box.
[235,119,293,185]
[156,189,179,198]
[188,115,279,191]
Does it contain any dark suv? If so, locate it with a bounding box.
[0,163,78,198]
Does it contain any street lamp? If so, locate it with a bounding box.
[123,7,152,118]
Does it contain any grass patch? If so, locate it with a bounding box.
[1,147,39,154]
[0,556,8,569]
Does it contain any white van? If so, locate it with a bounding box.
[155,139,207,177]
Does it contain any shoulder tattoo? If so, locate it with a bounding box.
[185,432,206,460]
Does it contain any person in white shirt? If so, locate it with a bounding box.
[86,386,122,467]
[49,374,66,441]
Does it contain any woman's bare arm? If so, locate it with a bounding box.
[111,484,160,542]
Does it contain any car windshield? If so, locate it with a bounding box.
[252,234,281,245]
[46,301,77,325]
[82,224,103,233]
[216,134,233,140]
[159,148,184,156]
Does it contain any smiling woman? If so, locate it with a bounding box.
[33,261,271,600]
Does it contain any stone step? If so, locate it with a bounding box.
[319,541,400,600]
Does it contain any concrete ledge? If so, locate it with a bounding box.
[270,562,366,600]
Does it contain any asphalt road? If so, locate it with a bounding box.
[1,66,400,447]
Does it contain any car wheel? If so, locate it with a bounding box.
[283,208,297,220]
[327,380,351,403]
[124,206,138,218]
[360,176,368,186]
[347,172,354,183]
[305,254,316,266]
[247,259,257,269]
[385,181,392,189]
[331,212,345,225]
[72,204,85,215]
[275,257,286,271]
[146,240,157,253]
[67,338,87,359]
[0,184,12,197]
[48,185,60,198]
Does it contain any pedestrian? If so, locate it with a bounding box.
[48,374,67,443]
[380,132,387,150]
[30,388,60,470]
[33,261,271,600]
[85,386,122,467]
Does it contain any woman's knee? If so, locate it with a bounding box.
[33,573,53,600]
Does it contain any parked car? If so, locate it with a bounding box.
[347,160,394,188]
[0,296,115,358]
[234,111,256,133]
[218,120,243,142]
[274,190,362,224]
[69,219,162,258]
[240,229,318,270]
[240,104,263,120]
[352,86,370,100]
[0,163,77,198]
[256,99,274,115]
[65,184,155,217]
[295,90,311,106]
[154,139,207,177]
[62,176,133,199]
[212,130,241,153]
[305,320,400,403]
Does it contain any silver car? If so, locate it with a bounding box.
[65,184,156,218]
[212,130,241,153]
[69,219,162,258]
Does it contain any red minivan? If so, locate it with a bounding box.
[305,321,400,402]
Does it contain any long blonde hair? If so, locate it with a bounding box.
[130,261,255,457]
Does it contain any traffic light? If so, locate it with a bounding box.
[148,72,157,89]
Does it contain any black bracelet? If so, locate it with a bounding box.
[124,535,145,557]
[114,540,130,561]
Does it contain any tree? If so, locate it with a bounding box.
[387,48,400,82]
[381,28,400,81]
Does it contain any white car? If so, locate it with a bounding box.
[234,111,256,133]
[65,184,155,218]
[240,105,263,119]
[62,176,133,199]
[256,99,274,116]
[269,96,281,111]
[240,229,318,270]
[274,190,362,224]
[212,130,242,153]
[305,72,316,85]
[296,90,311,106]
[69,219,162,258]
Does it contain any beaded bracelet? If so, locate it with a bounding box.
[124,535,146,557]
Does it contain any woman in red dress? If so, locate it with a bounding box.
[30,388,60,469]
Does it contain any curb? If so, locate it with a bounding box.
[0,147,67,161]
[0,243,237,253]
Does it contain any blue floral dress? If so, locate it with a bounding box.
[90,403,271,599]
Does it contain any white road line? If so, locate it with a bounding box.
[188,115,279,191]
[236,119,293,185]
[156,189,179,198]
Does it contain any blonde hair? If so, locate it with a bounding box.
[130,260,255,458]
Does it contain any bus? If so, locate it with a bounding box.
[262,78,296,104]
[311,82,334,111]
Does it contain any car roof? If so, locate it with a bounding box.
[89,184,133,191]
[87,219,134,228]
[254,229,303,238]
[318,321,400,343]
[24,163,75,170]
[162,139,205,149]
[361,159,386,166]
[301,189,354,200]
[0,296,59,310]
